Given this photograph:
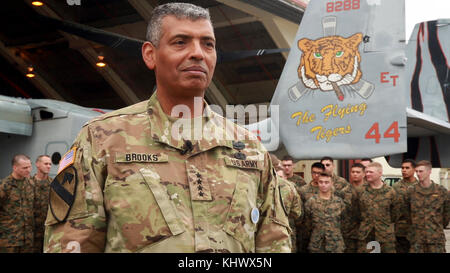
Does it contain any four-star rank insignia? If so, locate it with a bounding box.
[49,166,78,223]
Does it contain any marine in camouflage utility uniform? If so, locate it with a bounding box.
[392,178,418,253]
[330,174,353,250]
[44,93,291,253]
[0,175,35,253]
[304,194,346,253]
[279,177,302,252]
[297,180,319,252]
[405,181,450,253]
[356,183,398,253]
[32,175,51,253]
[287,174,306,189]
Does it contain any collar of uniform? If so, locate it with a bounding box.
[415,180,436,195]
[399,178,418,186]
[309,180,318,187]
[146,92,233,153]
[365,182,388,193]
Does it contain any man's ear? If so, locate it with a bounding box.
[142,41,156,70]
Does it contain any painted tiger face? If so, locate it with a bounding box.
[297,33,363,91]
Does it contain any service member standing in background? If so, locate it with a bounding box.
[297,162,325,252]
[320,156,353,251]
[44,2,290,253]
[0,154,35,253]
[32,155,52,253]
[405,160,450,253]
[356,162,398,253]
[392,159,418,253]
[304,173,346,253]
[281,155,306,188]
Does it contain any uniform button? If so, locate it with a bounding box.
[197,179,202,184]
[199,192,204,197]
[196,173,201,178]
[198,185,203,191]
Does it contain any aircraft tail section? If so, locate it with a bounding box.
[406,19,450,122]
[270,0,407,159]
[387,19,450,168]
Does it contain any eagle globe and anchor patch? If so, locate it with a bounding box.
[49,148,79,223]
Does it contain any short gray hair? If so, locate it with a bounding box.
[146,2,211,47]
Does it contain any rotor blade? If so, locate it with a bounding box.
[217,48,290,63]
[38,15,144,57]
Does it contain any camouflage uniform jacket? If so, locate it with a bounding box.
[287,174,306,189]
[0,175,35,248]
[356,183,398,243]
[32,175,51,250]
[304,195,345,252]
[392,178,418,237]
[44,93,291,253]
[405,181,450,244]
[279,177,302,252]
[299,180,319,205]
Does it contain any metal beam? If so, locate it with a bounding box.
[26,0,140,105]
[128,0,155,22]
[0,40,64,101]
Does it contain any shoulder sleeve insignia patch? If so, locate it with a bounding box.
[49,166,78,223]
[57,147,77,174]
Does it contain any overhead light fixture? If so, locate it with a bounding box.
[26,66,35,78]
[31,1,44,6]
[96,55,106,68]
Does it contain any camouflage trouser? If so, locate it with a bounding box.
[410,243,446,253]
[0,246,34,253]
[309,238,345,253]
[395,236,410,253]
[289,219,297,253]
[33,232,44,253]
[296,228,310,253]
[344,237,358,253]
[357,231,396,253]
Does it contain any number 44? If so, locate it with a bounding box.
[365,121,400,143]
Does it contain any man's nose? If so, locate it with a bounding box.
[189,40,205,60]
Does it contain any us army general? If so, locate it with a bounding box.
[44,2,291,253]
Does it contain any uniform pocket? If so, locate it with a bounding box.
[103,168,185,252]
[222,168,259,252]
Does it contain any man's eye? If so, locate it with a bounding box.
[205,42,215,48]
[174,40,185,45]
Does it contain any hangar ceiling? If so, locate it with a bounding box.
[0,0,306,117]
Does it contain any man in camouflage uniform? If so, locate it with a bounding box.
[359,158,372,169]
[281,155,306,188]
[392,159,418,253]
[345,163,366,253]
[32,155,52,253]
[320,156,353,251]
[297,162,324,252]
[279,177,302,253]
[304,173,346,253]
[356,162,398,253]
[44,3,290,253]
[320,156,350,191]
[405,160,450,253]
[0,154,35,253]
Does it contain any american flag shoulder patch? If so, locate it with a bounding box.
[57,147,77,174]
